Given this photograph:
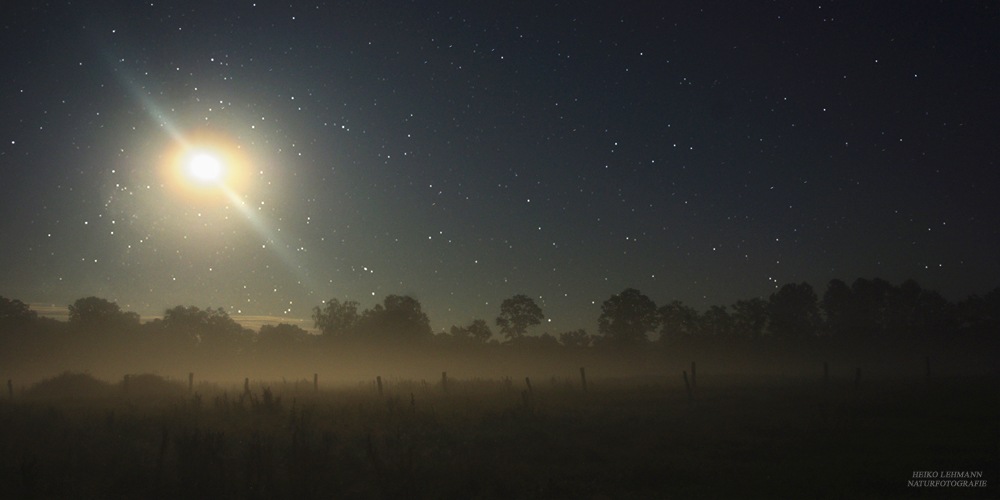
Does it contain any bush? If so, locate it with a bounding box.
[26,371,112,399]
[122,373,186,397]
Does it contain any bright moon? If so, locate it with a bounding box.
[188,152,223,182]
[160,130,252,203]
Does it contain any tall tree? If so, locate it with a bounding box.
[821,279,859,339]
[163,305,247,350]
[558,329,591,350]
[258,323,311,346]
[0,297,41,365]
[357,295,432,343]
[450,319,493,343]
[495,294,544,340]
[731,298,768,340]
[850,278,896,337]
[700,305,733,337]
[658,300,700,341]
[68,296,140,333]
[767,283,821,341]
[312,298,360,338]
[958,287,1000,336]
[597,288,658,347]
[0,296,37,325]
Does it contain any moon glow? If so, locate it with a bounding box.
[159,130,252,203]
[188,152,223,183]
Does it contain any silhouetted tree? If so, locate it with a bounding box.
[558,328,591,350]
[0,296,41,366]
[357,295,432,343]
[958,287,1000,336]
[658,300,700,341]
[912,287,958,339]
[700,305,733,337]
[597,288,658,348]
[255,323,312,362]
[850,278,896,338]
[312,298,360,338]
[767,283,821,341]
[495,294,544,341]
[450,319,493,343]
[506,331,561,351]
[0,296,37,325]
[731,297,768,340]
[163,305,248,357]
[258,323,311,345]
[825,278,963,345]
[821,279,860,339]
[68,296,140,333]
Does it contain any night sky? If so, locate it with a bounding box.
[2,1,997,335]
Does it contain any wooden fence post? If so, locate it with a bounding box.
[579,367,587,392]
[441,372,448,393]
[314,373,318,392]
[525,377,533,393]
[244,377,250,395]
[189,372,194,393]
[377,376,383,397]
[683,371,692,400]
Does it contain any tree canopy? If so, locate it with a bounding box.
[767,283,821,341]
[68,297,140,333]
[312,298,360,338]
[597,288,659,347]
[495,294,544,340]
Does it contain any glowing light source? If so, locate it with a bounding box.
[159,129,251,204]
[188,152,223,182]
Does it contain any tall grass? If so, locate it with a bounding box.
[0,372,996,499]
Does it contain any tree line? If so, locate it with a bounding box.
[1,277,997,376]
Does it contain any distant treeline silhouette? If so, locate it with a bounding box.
[1,278,997,379]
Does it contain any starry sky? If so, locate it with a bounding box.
[2,1,997,335]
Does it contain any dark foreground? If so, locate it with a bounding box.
[0,374,996,499]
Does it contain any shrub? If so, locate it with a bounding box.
[122,373,186,397]
[26,371,112,399]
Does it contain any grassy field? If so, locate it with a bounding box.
[0,372,996,499]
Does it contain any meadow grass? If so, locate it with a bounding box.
[0,372,995,499]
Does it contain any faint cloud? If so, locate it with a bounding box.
[232,315,318,334]
[30,303,70,321]
[28,304,313,333]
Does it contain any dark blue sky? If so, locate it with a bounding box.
[1,0,997,334]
